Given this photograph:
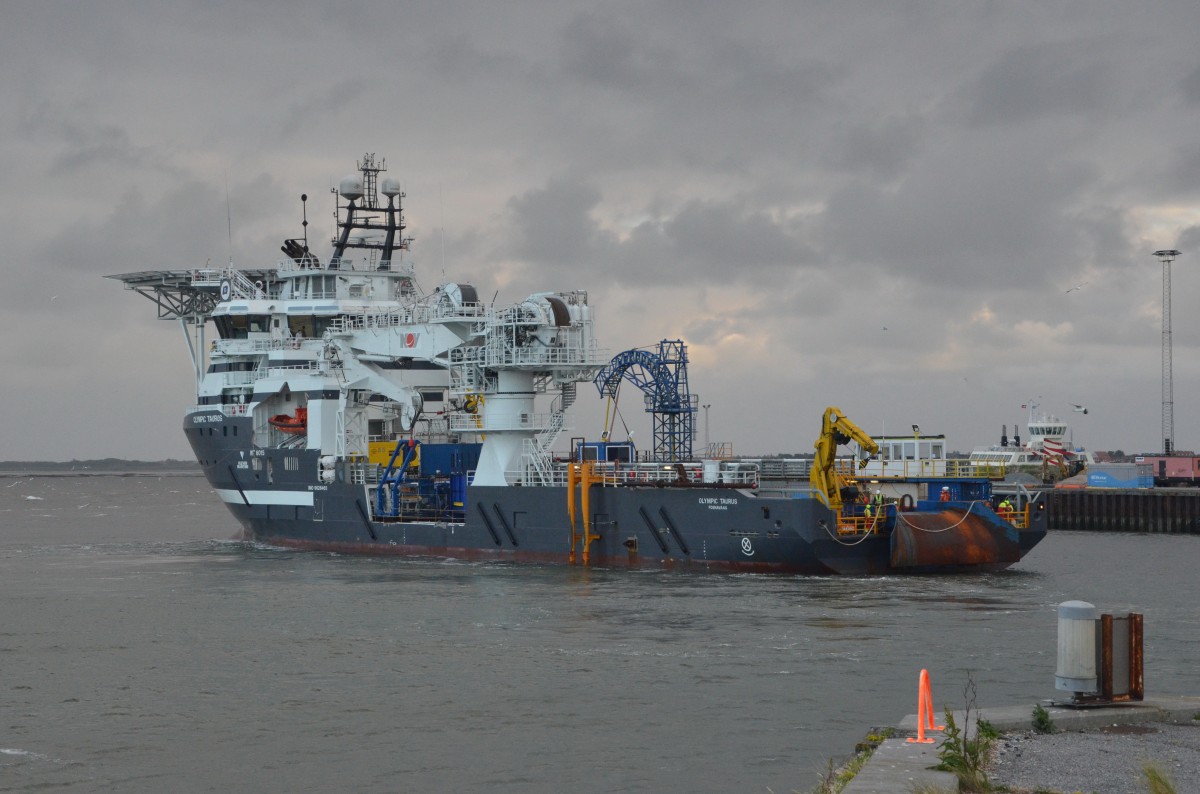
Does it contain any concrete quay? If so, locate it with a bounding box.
[841,695,1200,794]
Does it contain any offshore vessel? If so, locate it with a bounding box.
[111,154,1046,574]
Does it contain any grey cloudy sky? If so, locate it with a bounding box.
[4,1,1200,461]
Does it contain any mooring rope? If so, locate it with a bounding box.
[820,509,884,546]
[895,500,984,533]
[824,499,992,545]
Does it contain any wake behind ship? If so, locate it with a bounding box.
[111,154,1046,574]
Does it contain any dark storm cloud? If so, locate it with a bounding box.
[424,33,530,83]
[1164,144,1200,196]
[505,179,817,287]
[1181,63,1200,106]
[507,178,604,266]
[6,0,1200,459]
[543,7,842,177]
[18,102,168,176]
[1177,224,1200,252]
[1074,205,1139,273]
[825,114,926,182]
[559,12,679,90]
[660,199,814,272]
[276,80,367,142]
[818,137,1097,286]
[41,175,284,277]
[963,40,1117,126]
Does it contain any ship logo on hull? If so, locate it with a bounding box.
[741,537,754,556]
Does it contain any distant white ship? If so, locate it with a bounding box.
[968,402,1094,469]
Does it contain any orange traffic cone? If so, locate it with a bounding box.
[906,668,945,744]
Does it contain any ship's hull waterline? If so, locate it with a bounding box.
[191,415,1045,575]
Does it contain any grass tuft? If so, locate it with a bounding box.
[935,673,998,792]
[807,727,897,793]
[1143,763,1178,794]
[1032,702,1056,734]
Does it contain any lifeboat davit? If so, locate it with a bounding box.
[269,406,308,434]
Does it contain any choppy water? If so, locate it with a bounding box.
[2,474,1198,793]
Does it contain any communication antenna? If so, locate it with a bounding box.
[301,193,309,256]
[1154,249,1181,455]
[225,173,234,265]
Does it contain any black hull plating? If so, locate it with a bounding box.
[188,413,1047,574]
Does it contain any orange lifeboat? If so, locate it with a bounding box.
[269,406,308,434]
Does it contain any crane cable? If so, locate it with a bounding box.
[602,380,633,441]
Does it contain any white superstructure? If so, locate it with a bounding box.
[968,402,1093,469]
[113,153,605,487]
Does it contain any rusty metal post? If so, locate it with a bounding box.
[1130,612,1144,700]
[1100,614,1114,701]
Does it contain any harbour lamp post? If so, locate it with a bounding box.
[1154,249,1181,455]
[703,404,711,454]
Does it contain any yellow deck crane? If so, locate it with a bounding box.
[810,407,880,512]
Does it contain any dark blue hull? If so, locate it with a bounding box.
[189,413,1046,574]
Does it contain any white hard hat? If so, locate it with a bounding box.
[941,486,949,491]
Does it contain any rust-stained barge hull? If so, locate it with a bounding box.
[809,501,1045,575]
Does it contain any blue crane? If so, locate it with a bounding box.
[593,339,698,462]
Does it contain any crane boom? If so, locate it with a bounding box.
[810,407,879,511]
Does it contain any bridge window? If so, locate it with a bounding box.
[213,314,269,339]
[288,317,315,338]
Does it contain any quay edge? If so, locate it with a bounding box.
[840,695,1200,794]
[1047,488,1200,533]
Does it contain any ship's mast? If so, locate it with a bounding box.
[329,153,412,268]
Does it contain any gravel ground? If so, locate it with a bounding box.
[988,722,1200,794]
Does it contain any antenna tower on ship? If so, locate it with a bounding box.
[1154,249,1181,455]
[358,152,384,209]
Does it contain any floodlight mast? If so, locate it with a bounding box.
[1154,249,1181,455]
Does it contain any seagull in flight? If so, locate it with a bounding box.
[1064,281,1089,294]
[1071,403,1088,414]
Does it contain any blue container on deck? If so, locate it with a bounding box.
[450,473,468,509]
[418,443,482,477]
[1087,463,1153,489]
